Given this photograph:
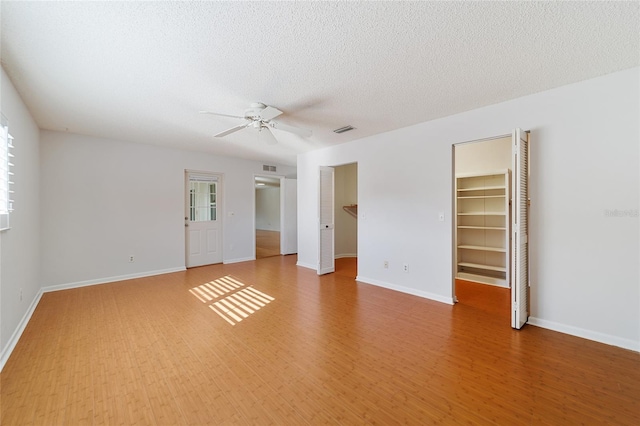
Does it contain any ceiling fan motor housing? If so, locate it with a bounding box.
[246,103,267,120]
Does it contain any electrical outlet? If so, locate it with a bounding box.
[403,263,409,273]
[19,288,23,301]
[438,212,445,222]
[384,260,389,269]
[129,255,134,263]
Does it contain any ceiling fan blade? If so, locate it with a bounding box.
[214,121,250,137]
[200,111,246,120]
[259,106,283,121]
[258,127,278,145]
[269,120,312,138]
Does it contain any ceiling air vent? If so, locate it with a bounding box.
[263,165,277,172]
[333,125,355,134]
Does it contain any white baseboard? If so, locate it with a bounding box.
[528,317,640,352]
[223,257,255,264]
[0,289,43,373]
[335,253,357,259]
[296,261,316,270]
[356,275,455,305]
[41,267,186,293]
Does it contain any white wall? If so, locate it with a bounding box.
[40,131,295,289]
[298,67,640,351]
[334,163,357,258]
[255,186,280,231]
[0,67,41,366]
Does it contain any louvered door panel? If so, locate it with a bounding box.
[511,128,529,329]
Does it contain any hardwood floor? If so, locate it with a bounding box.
[2,256,639,425]
[255,229,280,259]
[455,278,510,321]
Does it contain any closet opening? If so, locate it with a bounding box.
[318,162,358,278]
[334,163,358,278]
[255,176,281,259]
[452,130,530,328]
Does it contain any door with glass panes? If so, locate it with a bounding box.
[186,172,222,267]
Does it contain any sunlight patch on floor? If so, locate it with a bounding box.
[188,276,246,303]
[189,276,275,325]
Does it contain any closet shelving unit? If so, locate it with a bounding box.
[455,170,510,287]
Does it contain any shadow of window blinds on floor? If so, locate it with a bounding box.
[189,276,275,325]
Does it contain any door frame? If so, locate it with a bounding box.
[253,174,285,259]
[317,162,359,275]
[185,169,224,267]
[451,131,530,328]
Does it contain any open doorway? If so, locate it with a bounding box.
[453,130,530,328]
[454,136,511,320]
[318,163,358,278]
[255,176,281,259]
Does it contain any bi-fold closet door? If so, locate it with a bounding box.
[511,128,529,329]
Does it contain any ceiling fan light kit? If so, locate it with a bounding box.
[258,126,278,145]
[200,102,312,144]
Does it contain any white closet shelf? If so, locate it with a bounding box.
[457,185,505,192]
[458,262,506,272]
[455,170,510,287]
[342,205,358,218]
[457,226,506,230]
[457,195,505,199]
[458,245,506,253]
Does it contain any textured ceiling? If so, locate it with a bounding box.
[1,1,638,166]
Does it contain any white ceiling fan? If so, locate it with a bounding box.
[200,102,312,145]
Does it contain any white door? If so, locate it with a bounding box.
[281,178,298,255]
[318,166,335,275]
[186,172,222,267]
[511,129,530,329]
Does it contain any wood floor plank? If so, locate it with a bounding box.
[2,256,639,425]
[256,229,280,259]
